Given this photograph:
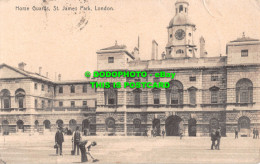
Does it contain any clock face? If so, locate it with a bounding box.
[175,29,185,40]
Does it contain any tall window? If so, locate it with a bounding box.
[188,87,197,105]
[133,89,141,105]
[108,57,114,63]
[83,85,87,93]
[152,89,160,104]
[83,101,87,107]
[35,99,38,108]
[34,83,38,90]
[236,78,253,103]
[166,80,183,105]
[71,85,75,93]
[41,84,44,91]
[59,86,63,93]
[48,100,51,108]
[241,50,248,57]
[42,100,45,108]
[104,87,117,105]
[48,85,51,92]
[1,89,11,109]
[179,5,183,12]
[210,86,219,103]
[15,89,25,109]
[71,101,75,107]
[176,49,184,54]
[59,101,63,107]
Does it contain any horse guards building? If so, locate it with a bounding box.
[0,0,260,137]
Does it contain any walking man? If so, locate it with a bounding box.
[162,129,165,138]
[215,128,221,150]
[72,126,81,155]
[179,129,183,140]
[256,129,259,139]
[235,129,238,139]
[211,129,216,150]
[253,128,256,139]
[55,127,64,156]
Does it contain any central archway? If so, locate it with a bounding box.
[188,118,197,136]
[105,117,116,135]
[152,119,161,136]
[82,119,90,135]
[165,115,182,136]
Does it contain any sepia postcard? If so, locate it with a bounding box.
[0,0,260,164]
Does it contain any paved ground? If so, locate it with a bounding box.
[0,135,259,164]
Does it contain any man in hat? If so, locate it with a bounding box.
[210,129,216,150]
[72,126,81,155]
[55,127,64,155]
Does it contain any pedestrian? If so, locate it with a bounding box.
[215,128,221,150]
[256,129,259,139]
[55,127,64,156]
[210,129,216,150]
[144,129,148,137]
[72,126,81,155]
[235,129,238,139]
[179,129,183,140]
[79,140,98,163]
[162,129,165,138]
[253,128,256,139]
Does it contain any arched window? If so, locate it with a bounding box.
[17,120,24,130]
[56,119,63,128]
[179,5,183,12]
[176,49,184,54]
[104,87,117,105]
[209,86,219,104]
[0,89,11,109]
[133,89,141,106]
[15,89,25,108]
[236,79,253,103]
[166,80,183,105]
[188,87,197,105]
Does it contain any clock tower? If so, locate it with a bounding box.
[165,0,196,58]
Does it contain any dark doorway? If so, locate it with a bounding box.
[152,119,160,136]
[2,120,9,135]
[188,118,197,136]
[165,115,182,136]
[105,117,116,135]
[82,119,90,135]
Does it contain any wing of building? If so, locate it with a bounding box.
[1,0,260,137]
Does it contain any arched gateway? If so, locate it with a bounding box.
[165,115,183,136]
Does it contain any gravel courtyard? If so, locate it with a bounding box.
[0,135,259,164]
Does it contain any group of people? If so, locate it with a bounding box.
[253,128,259,139]
[210,128,221,150]
[55,126,98,163]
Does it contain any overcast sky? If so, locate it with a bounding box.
[1,0,260,80]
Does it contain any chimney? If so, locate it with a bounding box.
[133,47,140,60]
[200,36,207,58]
[46,72,48,78]
[18,62,26,71]
[152,40,158,60]
[58,74,61,81]
[39,67,42,75]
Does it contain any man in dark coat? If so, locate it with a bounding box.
[55,127,64,155]
[235,129,238,139]
[215,128,221,150]
[211,129,216,150]
[72,126,81,155]
[253,128,256,139]
[162,129,165,138]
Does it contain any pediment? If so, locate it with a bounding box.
[0,65,28,79]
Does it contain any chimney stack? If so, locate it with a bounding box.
[152,40,158,60]
[200,36,207,58]
[39,67,42,75]
[18,62,26,71]
[58,74,61,81]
